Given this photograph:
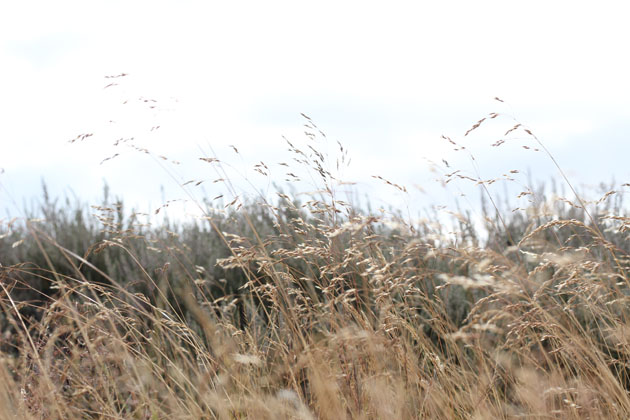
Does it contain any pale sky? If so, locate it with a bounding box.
[1,1,629,222]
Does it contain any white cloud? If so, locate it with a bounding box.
[1,0,629,218]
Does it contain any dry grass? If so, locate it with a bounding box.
[2,107,630,419]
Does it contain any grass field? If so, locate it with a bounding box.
[2,113,630,419]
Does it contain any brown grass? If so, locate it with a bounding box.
[2,106,630,419]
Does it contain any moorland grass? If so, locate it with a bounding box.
[2,112,630,419]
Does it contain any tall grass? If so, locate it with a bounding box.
[2,109,630,419]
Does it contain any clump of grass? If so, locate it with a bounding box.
[2,106,630,419]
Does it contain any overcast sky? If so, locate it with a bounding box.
[1,1,629,222]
